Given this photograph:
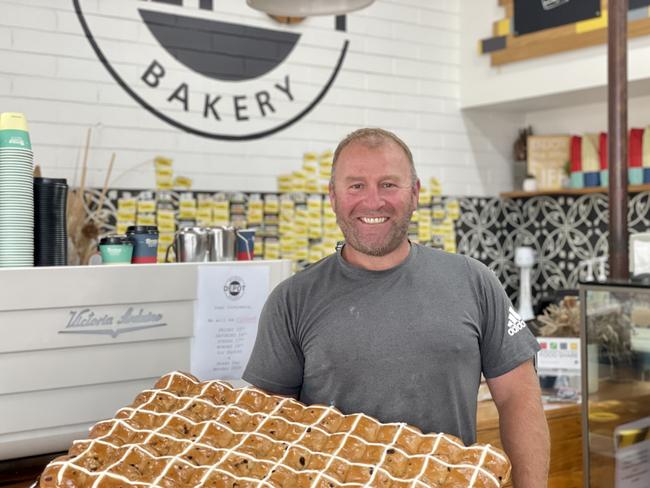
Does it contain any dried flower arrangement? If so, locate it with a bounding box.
[66,128,115,265]
[587,309,634,371]
[535,295,581,337]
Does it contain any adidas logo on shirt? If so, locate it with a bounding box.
[507,307,528,336]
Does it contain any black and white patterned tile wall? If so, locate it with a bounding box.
[456,192,650,306]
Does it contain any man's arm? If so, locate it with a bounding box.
[486,359,550,488]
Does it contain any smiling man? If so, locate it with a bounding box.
[243,128,550,487]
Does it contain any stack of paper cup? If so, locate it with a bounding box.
[0,112,34,267]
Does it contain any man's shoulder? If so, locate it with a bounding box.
[413,244,469,267]
[275,252,339,292]
[412,245,493,279]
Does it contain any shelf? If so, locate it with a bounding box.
[501,184,650,199]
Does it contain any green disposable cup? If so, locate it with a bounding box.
[99,235,133,264]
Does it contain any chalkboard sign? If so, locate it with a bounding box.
[514,0,600,36]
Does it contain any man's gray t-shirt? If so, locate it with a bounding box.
[243,244,540,444]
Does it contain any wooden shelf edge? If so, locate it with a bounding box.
[500,184,650,199]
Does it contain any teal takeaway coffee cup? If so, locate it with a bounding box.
[99,235,133,264]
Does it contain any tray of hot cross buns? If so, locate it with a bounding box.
[37,372,511,488]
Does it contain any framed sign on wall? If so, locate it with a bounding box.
[480,0,650,66]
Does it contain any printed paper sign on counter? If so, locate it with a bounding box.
[192,265,270,381]
[536,337,581,371]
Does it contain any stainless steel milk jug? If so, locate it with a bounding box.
[208,226,236,261]
[167,227,210,262]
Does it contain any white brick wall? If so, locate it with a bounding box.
[0,0,513,196]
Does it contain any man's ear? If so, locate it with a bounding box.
[412,178,421,206]
[328,182,336,212]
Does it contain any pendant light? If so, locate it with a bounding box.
[246,0,375,17]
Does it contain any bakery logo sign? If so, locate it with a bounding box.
[224,276,246,300]
[60,307,167,338]
[73,0,349,140]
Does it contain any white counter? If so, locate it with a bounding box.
[0,260,292,460]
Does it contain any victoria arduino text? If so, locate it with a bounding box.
[66,307,163,328]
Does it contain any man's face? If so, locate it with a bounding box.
[329,141,419,257]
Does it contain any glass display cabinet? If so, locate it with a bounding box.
[580,282,650,488]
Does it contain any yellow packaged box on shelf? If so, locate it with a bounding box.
[214,211,230,222]
[248,198,263,212]
[212,200,230,220]
[197,200,213,212]
[322,202,335,219]
[179,208,197,220]
[308,221,323,239]
[306,179,319,193]
[308,195,322,211]
[324,229,344,242]
[117,208,136,222]
[308,243,323,263]
[180,199,197,209]
[174,176,192,190]
[264,238,280,259]
[196,208,212,225]
[154,156,173,170]
[280,198,295,212]
[295,207,309,220]
[278,174,292,193]
[308,209,322,220]
[157,209,175,225]
[430,177,442,196]
[158,222,175,233]
[280,243,296,260]
[446,199,460,220]
[116,221,135,235]
[247,211,263,225]
[323,219,339,233]
[279,220,294,235]
[137,213,156,226]
[117,198,137,211]
[155,167,174,187]
[137,200,156,214]
[293,224,308,238]
[264,195,279,214]
[417,208,431,222]
[444,237,457,253]
[253,239,264,258]
[441,218,455,231]
[157,218,176,233]
[212,218,229,227]
[291,170,307,193]
[319,150,333,174]
[303,152,318,176]
[432,206,446,221]
[279,209,295,223]
[322,238,339,254]
[418,188,431,206]
[295,237,309,260]
[158,232,174,247]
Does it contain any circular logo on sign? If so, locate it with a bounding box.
[224,276,246,300]
[73,0,349,140]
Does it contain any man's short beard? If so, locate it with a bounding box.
[337,212,412,257]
